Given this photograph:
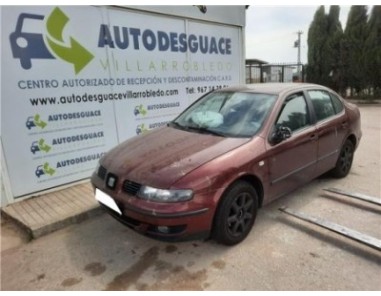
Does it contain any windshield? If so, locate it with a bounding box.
[171,91,277,138]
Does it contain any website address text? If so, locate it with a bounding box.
[30,88,179,106]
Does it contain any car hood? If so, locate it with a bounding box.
[101,126,250,188]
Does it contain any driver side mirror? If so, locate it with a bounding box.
[270,125,292,145]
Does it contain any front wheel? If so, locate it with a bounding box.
[331,139,354,178]
[212,181,258,245]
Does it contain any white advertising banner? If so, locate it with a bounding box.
[1,5,243,198]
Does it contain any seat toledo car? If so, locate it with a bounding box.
[91,83,361,245]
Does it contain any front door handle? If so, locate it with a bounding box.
[310,134,318,141]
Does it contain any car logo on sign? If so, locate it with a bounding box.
[10,7,93,74]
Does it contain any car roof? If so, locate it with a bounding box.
[220,83,326,95]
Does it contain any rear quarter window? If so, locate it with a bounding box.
[330,93,344,114]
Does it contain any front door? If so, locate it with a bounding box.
[265,92,318,201]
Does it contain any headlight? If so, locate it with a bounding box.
[137,186,193,202]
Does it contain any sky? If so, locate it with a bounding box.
[245,5,352,64]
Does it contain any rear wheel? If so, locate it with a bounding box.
[212,181,258,245]
[331,139,354,178]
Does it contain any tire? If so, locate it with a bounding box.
[331,139,354,178]
[212,181,258,245]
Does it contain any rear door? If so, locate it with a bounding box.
[306,89,348,174]
[265,91,318,201]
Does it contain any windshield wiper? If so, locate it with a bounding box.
[168,121,185,129]
[186,126,226,137]
[169,121,225,137]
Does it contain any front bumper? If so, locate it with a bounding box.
[92,176,214,241]
[99,202,210,242]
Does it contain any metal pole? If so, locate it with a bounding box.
[323,188,381,206]
[279,207,381,252]
[296,31,303,81]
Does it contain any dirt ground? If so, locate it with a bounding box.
[1,104,380,291]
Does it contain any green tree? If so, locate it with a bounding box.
[307,6,328,84]
[364,6,381,96]
[342,6,369,96]
[326,6,344,93]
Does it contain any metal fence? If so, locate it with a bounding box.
[246,63,306,84]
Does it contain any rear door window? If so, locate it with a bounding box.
[308,90,336,122]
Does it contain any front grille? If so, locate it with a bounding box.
[122,180,142,196]
[98,165,107,180]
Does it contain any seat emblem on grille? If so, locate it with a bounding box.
[107,175,116,188]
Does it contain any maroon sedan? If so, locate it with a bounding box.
[91,83,361,245]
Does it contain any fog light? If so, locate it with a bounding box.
[157,226,170,234]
